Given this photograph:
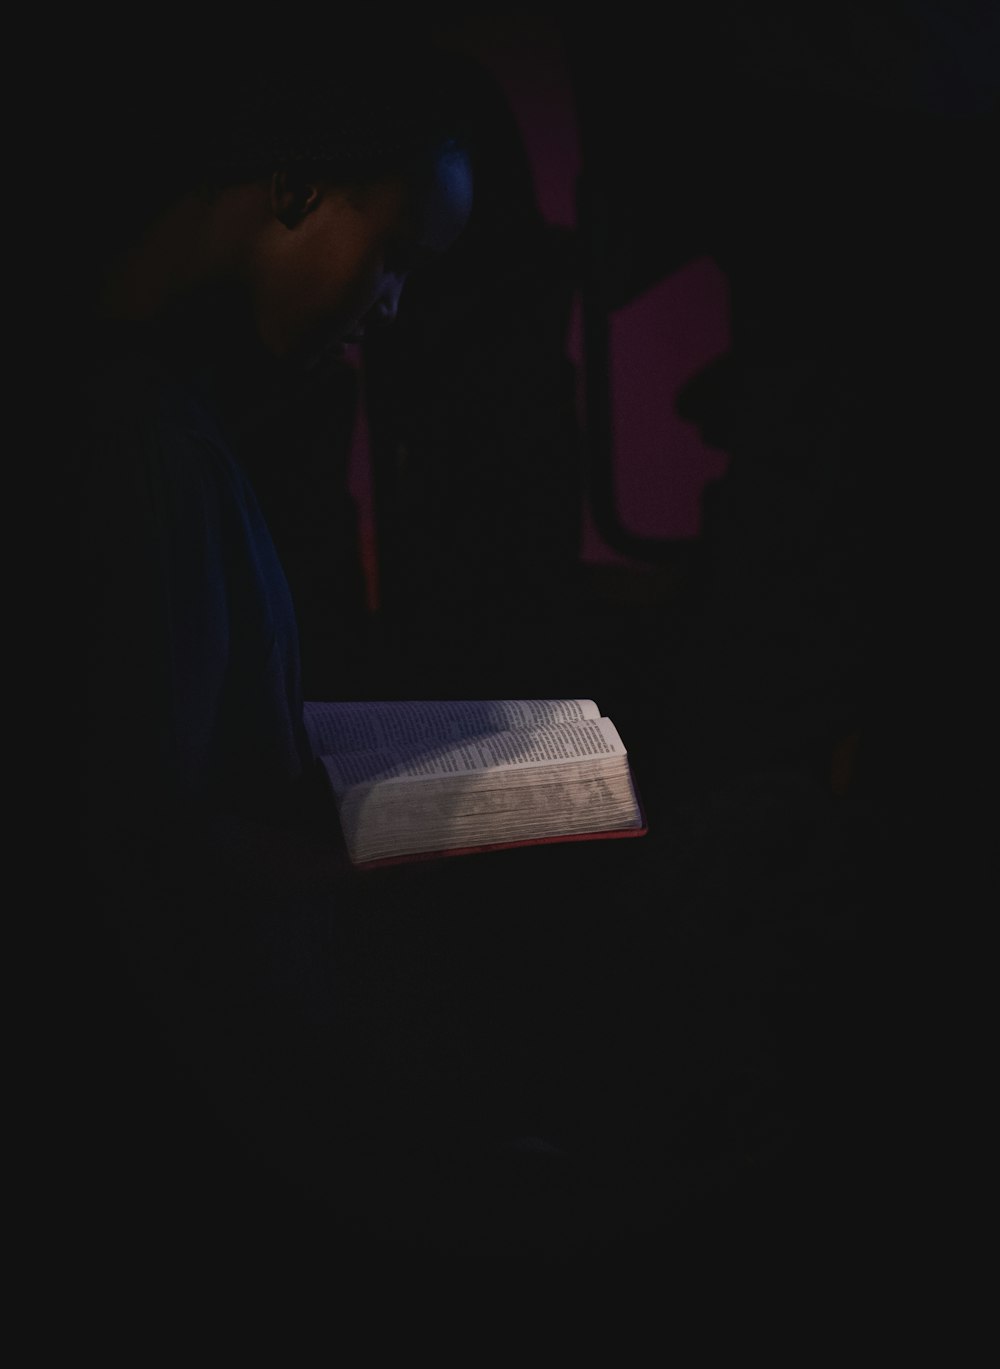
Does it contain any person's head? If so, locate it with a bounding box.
[85,24,476,364]
[225,126,474,365]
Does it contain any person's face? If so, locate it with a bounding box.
[247,141,473,364]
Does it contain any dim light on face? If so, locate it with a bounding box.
[248,142,474,366]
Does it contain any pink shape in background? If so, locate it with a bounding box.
[456,19,732,561]
[609,259,731,542]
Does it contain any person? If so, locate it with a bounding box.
[61,28,494,1257]
[63,26,707,1264]
[74,32,473,883]
[56,21,868,1264]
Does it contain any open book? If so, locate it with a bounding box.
[303,698,647,868]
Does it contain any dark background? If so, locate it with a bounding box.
[47,3,998,1269]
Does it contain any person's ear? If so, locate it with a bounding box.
[269,170,323,228]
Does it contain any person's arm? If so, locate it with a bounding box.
[79,353,355,912]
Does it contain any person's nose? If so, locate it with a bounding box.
[372,276,406,327]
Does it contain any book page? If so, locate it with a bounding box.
[340,759,644,864]
[318,717,626,796]
[303,698,602,757]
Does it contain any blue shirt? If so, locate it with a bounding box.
[78,322,319,884]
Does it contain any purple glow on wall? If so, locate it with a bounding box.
[609,259,731,542]
[470,21,732,561]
